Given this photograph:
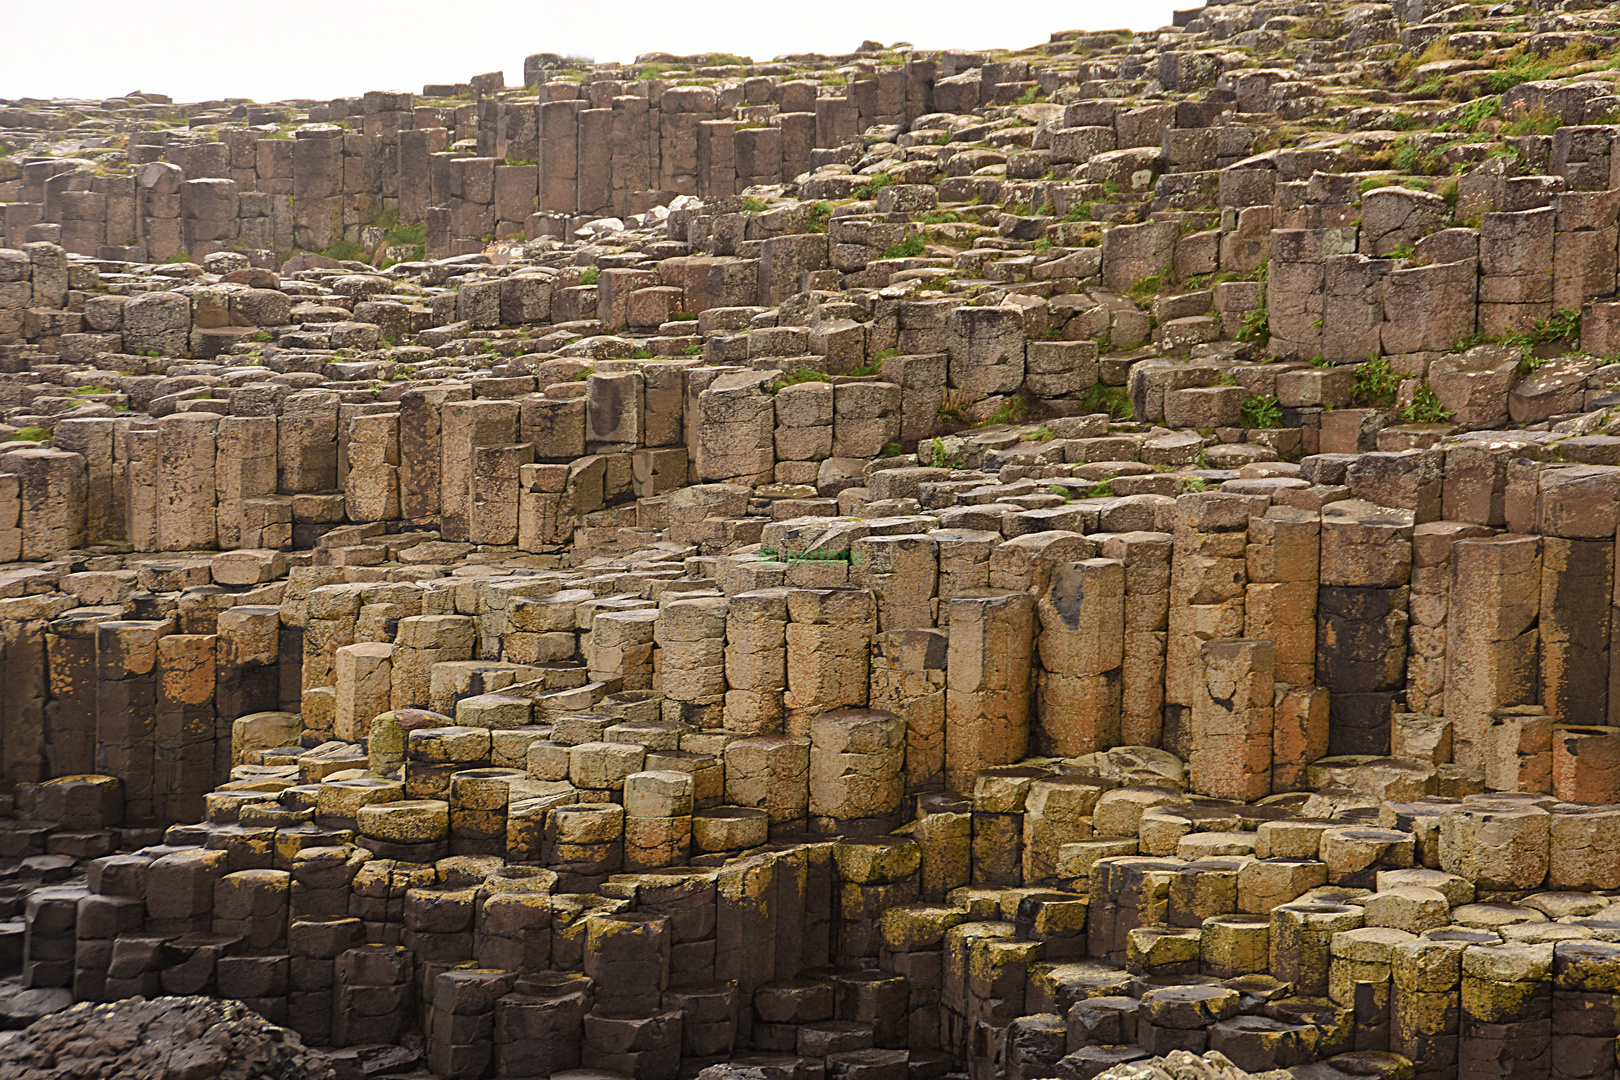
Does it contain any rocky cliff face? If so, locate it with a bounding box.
[4,9,1620,1080]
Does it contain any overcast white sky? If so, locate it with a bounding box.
[1,0,1177,103]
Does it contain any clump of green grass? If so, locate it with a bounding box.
[1390,137,1420,173]
[1127,275,1163,304]
[7,426,49,442]
[1487,53,1557,94]
[843,354,884,377]
[769,369,832,393]
[1079,381,1133,419]
[882,235,926,259]
[322,240,368,262]
[979,397,1027,426]
[855,172,894,200]
[382,222,425,247]
[1454,96,1499,133]
[1502,107,1560,137]
[1241,395,1284,429]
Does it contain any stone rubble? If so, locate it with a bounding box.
[0,993,337,1079]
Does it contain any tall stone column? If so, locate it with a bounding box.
[1191,639,1275,802]
[1245,505,1320,686]
[1101,531,1171,747]
[1540,535,1613,726]
[96,620,169,822]
[853,534,939,631]
[1166,493,1252,755]
[216,416,277,550]
[277,390,340,495]
[1447,535,1542,769]
[724,588,789,736]
[0,447,85,558]
[157,413,218,551]
[345,413,400,524]
[155,632,218,823]
[944,592,1033,794]
[783,588,874,737]
[1035,558,1124,756]
[656,596,728,728]
[1318,499,1416,756]
[51,417,120,546]
[869,628,947,791]
[399,385,469,521]
[440,400,519,543]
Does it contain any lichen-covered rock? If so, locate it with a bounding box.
[0,995,334,1080]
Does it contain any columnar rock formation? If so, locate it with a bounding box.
[8,5,1620,1080]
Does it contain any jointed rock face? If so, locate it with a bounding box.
[6,7,1620,1080]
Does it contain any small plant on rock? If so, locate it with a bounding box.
[1079,381,1133,419]
[937,389,973,425]
[854,172,893,200]
[882,235,926,259]
[981,397,1027,426]
[769,369,832,394]
[1352,354,1400,408]
[848,357,885,377]
[1238,307,1270,347]
[1241,395,1284,429]
[1127,275,1163,304]
[928,437,965,469]
[1400,381,1455,423]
